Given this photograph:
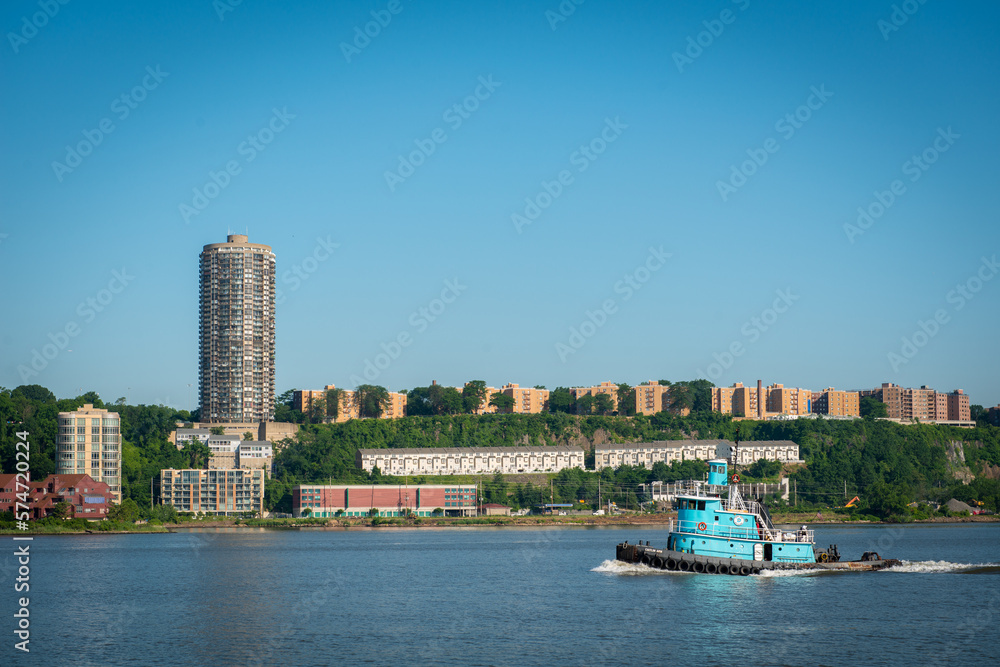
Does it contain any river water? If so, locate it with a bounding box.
[5,523,999,666]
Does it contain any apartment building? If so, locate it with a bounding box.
[811,388,860,417]
[356,446,585,476]
[199,234,276,424]
[634,382,670,416]
[500,383,550,414]
[946,390,971,421]
[766,384,812,416]
[293,385,407,422]
[56,404,122,503]
[293,484,477,518]
[864,383,972,422]
[159,468,265,516]
[236,441,274,477]
[206,434,240,468]
[711,382,761,417]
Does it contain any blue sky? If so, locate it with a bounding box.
[2,0,998,409]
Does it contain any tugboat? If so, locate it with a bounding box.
[615,456,900,574]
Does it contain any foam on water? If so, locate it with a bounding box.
[884,560,1000,574]
[592,559,684,575]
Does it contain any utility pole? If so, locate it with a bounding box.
[794,479,797,507]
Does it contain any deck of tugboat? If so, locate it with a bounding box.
[675,482,815,543]
[672,518,815,544]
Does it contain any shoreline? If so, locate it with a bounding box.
[3,513,995,535]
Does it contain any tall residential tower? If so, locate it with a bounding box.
[199,234,276,423]
[57,404,122,503]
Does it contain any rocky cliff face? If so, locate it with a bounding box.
[945,440,975,483]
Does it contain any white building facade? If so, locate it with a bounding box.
[594,439,800,470]
[356,446,585,476]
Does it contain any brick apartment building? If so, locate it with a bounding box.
[862,383,971,422]
[293,484,477,518]
[0,473,113,520]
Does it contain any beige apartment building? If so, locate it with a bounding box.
[500,384,550,414]
[199,234,276,424]
[356,446,585,475]
[765,384,812,416]
[570,382,619,410]
[159,468,265,516]
[634,382,670,415]
[293,385,407,422]
[713,381,860,418]
[812,388,860,416]
[57,404,122,503]
[711,382,761,417]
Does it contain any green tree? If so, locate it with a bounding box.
[107,498,140,523]
[970,404,987,425]
[463,380,488,414]
[548,387,575,413]
[274,389,297,422]
[325,388,344,421]
[616,383,635,416]
[431,386,464,415]
[51,501,72,519]
[355,385,390,418]
[489,392,515,412]
[243,431,254,441]
[183,441,211,469]
[11,385,57,403]
[210,426,225,436]
[860,396,888,420]
[594,393,614,416]
[576,394,594,415]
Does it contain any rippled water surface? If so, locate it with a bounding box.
[6,522,999,666]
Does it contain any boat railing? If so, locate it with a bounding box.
[672,518,813,544]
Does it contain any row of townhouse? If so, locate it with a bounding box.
[356,446,586,476]
[594,440,801,470]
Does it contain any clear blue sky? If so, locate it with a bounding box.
[2,0,998,409]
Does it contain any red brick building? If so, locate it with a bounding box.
[293,484,476,518]
[0,473,114,520]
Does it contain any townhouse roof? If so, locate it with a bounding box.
[357,445,585,455]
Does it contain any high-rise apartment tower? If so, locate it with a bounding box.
[199,234,276,423]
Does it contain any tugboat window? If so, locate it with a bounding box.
[697,501,705,511]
